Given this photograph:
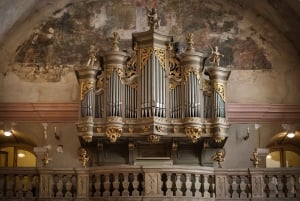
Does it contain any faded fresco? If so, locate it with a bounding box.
[13,0,271,82]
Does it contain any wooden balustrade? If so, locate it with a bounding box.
[0,166,299,200]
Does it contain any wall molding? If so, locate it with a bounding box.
[0,103,299,123]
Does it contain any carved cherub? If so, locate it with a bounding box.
[146,7,159,29]
[209,46,224,67]
[86,45,98,67]
[212,149,226,168]
[79,148,89,168]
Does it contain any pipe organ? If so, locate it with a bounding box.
[75,10,231,152]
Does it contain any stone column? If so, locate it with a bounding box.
[144,172,161,196]
[76,168,90,199]
[38,169,53,199]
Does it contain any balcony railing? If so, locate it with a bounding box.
[0,166,299,200]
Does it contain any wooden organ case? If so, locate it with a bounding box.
[75,11,231,166]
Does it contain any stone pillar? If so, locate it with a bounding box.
[38,169,53,199]
[250,169,264,199]
[76,169,90,199]
[215,170,228,199]
[144,172,161,196]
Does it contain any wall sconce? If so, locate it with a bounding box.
[244,127,250,140]
[54,126,60,140]
[4,130,12,136]
[287,131,295,138]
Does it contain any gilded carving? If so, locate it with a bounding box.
[143,125,151,132]
[128,127,134,133]
[250,151,261,168]
[41,152,52,167]
[214,82,225,101]
[106,127,122,143]
[81,80,94,100]
[185,127,202,143]
[214,135,225,143]
[154,47,166,70]
[182,67,201,83]
[79,148,89,168]
[147,134,160,143]
[212,149,225,168]
[168,41,181,90]
[140,47,166,71]
[106,65,123,80]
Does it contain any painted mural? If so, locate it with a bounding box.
[13,0,271,82]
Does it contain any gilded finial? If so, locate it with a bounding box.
[186,33,195,51]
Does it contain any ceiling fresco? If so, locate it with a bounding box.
[13,0,271,82]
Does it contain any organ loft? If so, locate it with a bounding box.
[75,9,231,166]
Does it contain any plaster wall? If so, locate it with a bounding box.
[0,0,299,104]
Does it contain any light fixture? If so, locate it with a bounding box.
[287,132,295,138]
[266,154,272,159]
[4,130,12,136]
[18,152,25,158]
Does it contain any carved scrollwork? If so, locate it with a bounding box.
[140,47,166,71]
[147,134,160,143]
[106,127,122,143]
[214,82,225,101]
[182,67,201,84]
[81,80,94,100]
[185,126,202,143]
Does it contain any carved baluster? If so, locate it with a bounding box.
[269,175,278,198]
[94,174,101,196]
[263,175,270,198]
[227,176,233,198]
[277,175,284,198]
[132,173,139,196]
[176,173,183,196]
[296,175,300,198]
[56,175,63,198]
[65,175,73,198]
[6,175,15,197]
[122,172,129,196]
[103,173,110,196]
[288,175,296,198]
[209,175,215,198]
[236,176,241,198]
[0,175,4,197]
[166,173,173,196]
[232,175,238,198]
[186,173,192,196]
[25,175,33,198]
[240,175,246,198]
[16,174,24,198]
[112,173,119,196]
[203,174,210,197]
[281,175,288,198]
[194,174,201,197]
